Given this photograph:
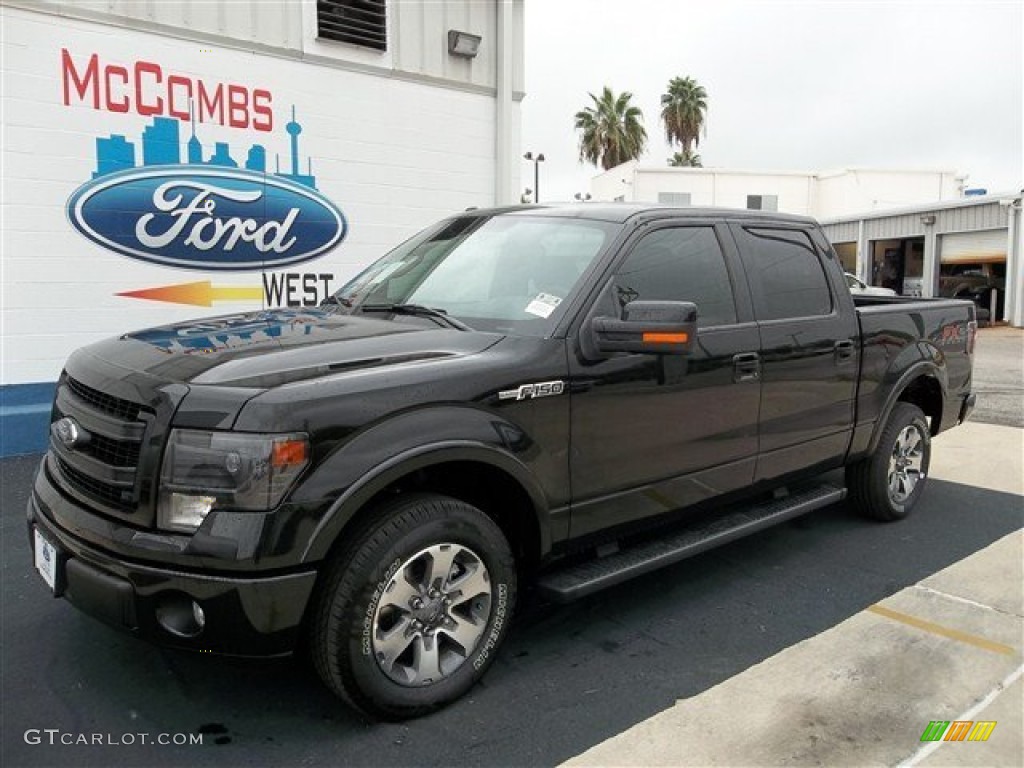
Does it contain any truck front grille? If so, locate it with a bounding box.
[48,373,152,521]
[80,432,142,468]
[54,455,133,511]
[65,376,143,422]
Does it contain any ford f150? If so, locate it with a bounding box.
[28,205,977,718]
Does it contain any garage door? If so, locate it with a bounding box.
[940,229,1007,264]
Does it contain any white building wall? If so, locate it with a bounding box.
[590,160,639,202]
[591,164,965,220]
[815,169,962,218]
[595,164,813,214]
[813,172,860,218]
[632,169,716,206]
[707,172,813,215]
[1,3,516,385]
[40,0,304,51]
[18,0,526,95]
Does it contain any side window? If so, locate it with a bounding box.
[737,227,833,320]
[611,227,737,327]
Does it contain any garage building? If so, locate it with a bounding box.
[820,194,1024,327]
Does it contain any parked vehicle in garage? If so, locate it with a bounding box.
[28,205,976,719]
[845,272,898,296]
[940,263,1006,324]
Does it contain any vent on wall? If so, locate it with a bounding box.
[658,192,692,206]
[317,0,387,51]
[747,194,779,212]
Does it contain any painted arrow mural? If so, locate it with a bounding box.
[117,282,264,307]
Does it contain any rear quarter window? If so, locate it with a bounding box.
[737,227,833,321]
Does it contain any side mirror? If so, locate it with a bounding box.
[589,300,697,355]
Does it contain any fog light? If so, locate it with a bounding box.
[155,593,206,638]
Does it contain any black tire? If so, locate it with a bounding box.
[847,402,931,522]
[311,493,516,719]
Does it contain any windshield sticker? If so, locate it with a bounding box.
[524,292,562,319]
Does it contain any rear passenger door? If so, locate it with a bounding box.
[729,224,859,483]
[568,221,761,537]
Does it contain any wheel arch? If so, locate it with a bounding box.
[867,364,946,454]
[301,442,551,572]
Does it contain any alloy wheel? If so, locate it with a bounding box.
[371,543,492,686]
[888,424,926,503]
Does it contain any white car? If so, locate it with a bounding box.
[845,273,897,297]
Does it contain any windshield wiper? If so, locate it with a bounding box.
[320,294,351,307]
[359,303,473,331]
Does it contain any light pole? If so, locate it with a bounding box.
[523,151,545,203]
[574,192,592,202]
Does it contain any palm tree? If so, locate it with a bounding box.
[669,149,702,168]
[661,76,707,156]
[574,86,647,170]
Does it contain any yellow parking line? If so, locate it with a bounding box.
[867,604,1017,656]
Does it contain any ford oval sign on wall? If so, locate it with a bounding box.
[67,165,347,271]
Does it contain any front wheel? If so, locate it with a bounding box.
[847,402,932,521]
[311,493,516,719]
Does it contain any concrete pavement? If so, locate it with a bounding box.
[971,327,1024,429]
[564,422,1024,767]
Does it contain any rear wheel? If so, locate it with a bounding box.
[311,493,516,719]
[847,402,931,521]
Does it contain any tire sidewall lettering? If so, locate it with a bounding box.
[472,582,509,671]
[361,557,402,657]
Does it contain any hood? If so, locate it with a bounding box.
[84,307,502,387]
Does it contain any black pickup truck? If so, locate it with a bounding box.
[28,205,977,718]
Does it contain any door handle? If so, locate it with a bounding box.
[834,340,855,363]
[732,352,761,383]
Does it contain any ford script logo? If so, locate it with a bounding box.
[66,166,347,271]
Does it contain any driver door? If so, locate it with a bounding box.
[568,221,762,537]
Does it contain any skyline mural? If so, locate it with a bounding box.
[92,105,316,188]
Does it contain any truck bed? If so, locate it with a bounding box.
[851,294,976,449]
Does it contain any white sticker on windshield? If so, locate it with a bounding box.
[524,292,563,319]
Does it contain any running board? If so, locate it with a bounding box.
[536,483,846,603]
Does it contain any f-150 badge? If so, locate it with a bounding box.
[498,380,566,401]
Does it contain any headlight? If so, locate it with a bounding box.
[158,430,310,533]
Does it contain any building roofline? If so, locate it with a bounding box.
[819,191,1022,225]
[813,166,962,179]
[594,164,964,180]
[628,167,814,177]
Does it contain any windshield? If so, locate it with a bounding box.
[328,214,617,335]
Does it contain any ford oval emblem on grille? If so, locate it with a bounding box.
[53,417,85,450]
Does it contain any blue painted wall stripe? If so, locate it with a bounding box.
[4,403,52,416]
[1,382,56,458]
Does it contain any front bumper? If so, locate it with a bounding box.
[27,491,319,657]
